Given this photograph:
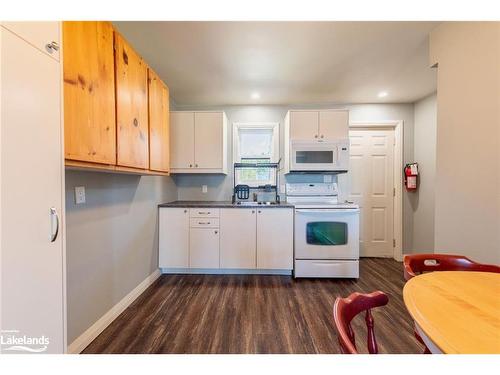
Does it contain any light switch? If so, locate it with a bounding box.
[202,185,208,193]
[75,186,86,204]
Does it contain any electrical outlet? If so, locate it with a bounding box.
[75,186,86,204]
[202,185,208,193]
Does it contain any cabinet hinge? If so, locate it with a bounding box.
[393,239,396,248]
[393,187,396,197]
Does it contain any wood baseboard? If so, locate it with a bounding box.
[67,269,161,354]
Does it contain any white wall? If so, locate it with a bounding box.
[173,103,417,252]
[430,22,500,264]
[65,171,177,344]
[412,93,437,252]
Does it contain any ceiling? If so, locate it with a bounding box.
[114,21,438,106]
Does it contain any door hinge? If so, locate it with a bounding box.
[393,239,396,248]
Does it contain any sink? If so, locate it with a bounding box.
[235,201,278,206]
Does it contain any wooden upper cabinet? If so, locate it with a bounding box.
[115,32,149,169]
[63,21,116,164]
[148,69,170,173]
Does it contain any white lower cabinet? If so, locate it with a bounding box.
[159,207,294,272]
[220,209,257,268]
[190,228,220,268]
[257,209,294,269]
[159,208,189,267]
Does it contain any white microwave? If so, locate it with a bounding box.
[290,139,349,172]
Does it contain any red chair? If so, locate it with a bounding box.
[333,291,389,354]
[403,253,500,281]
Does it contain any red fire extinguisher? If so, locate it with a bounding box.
[404,163,418,191]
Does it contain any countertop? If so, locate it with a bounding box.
[158,200,294,208]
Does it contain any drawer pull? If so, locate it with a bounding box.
[198,221,210,225]
[198,211,210,215]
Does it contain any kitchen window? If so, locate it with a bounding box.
[233,123,279,187]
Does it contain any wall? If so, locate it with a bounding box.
[65,170,177,344]
[430,22,500,264]
[173,103,416,252]
[412,93,437,252]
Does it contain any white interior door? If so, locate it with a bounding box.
[1,26,64,353]
[347,128,395,257]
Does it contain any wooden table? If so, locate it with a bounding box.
[403,271,500,354]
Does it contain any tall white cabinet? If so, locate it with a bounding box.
[0,23,65,353]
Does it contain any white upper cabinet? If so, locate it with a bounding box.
[170,111,227,174]
[170,112,195,169]
[289,111,319,140]
[287,110,349,141]
[319,110,349,140]
[1,22,60,60]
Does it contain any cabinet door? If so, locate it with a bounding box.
[220,209,257,269]
[2,21,60,60]
[257,209,294,269]
[148,69,170,172]
[319,110,349,140]
[190,228,220,268]
[170,112,195,169]
[159,208,189,268]
[290,111,319,140]
[1,27,64,353]
[194,112,223,169]
[63,21,116,164]
[115,32,149,169]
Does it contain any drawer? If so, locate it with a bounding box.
[294,259,359,278]
[190,208,220,218]
[190,218,219,228]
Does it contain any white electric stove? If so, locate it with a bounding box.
[286,183,360,278]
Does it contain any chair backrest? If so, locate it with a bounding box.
[333,291,389,354]
[403,253,500,281]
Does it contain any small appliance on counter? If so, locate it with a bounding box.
[232,161,281,205]
[286,182,360,278]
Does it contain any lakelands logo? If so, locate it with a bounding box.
[0,330,49,353]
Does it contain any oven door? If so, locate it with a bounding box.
[294,208,359,260]
[290,140,349,172]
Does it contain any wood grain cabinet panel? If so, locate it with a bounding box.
[63,21,116,164]
[148,69,170,172]
[115,32,149,169]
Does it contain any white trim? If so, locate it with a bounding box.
[161,268,292,275]
[349,120,404,262]
[67,269,161,354]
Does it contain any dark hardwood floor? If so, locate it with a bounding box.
[83,258,423,354]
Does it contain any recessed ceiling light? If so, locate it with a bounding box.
[251,92,261,100]
[378,91,388,98]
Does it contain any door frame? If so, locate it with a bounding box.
[349,120,404,262]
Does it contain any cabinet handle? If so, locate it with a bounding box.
[45,41,59,53]
[184,209,187,213]
[195,164,199,168]
[320,135,324,138]
[198,221,210,225]
[314,134,318,138]
[198,211,210,215]
[50,207,59,242]
[214,230,218,234]
[252,210,255,214]
[258,210,262,213]
[189,164,193,168]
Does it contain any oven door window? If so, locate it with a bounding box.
[295,150,334,164]
[306,221,348,245]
